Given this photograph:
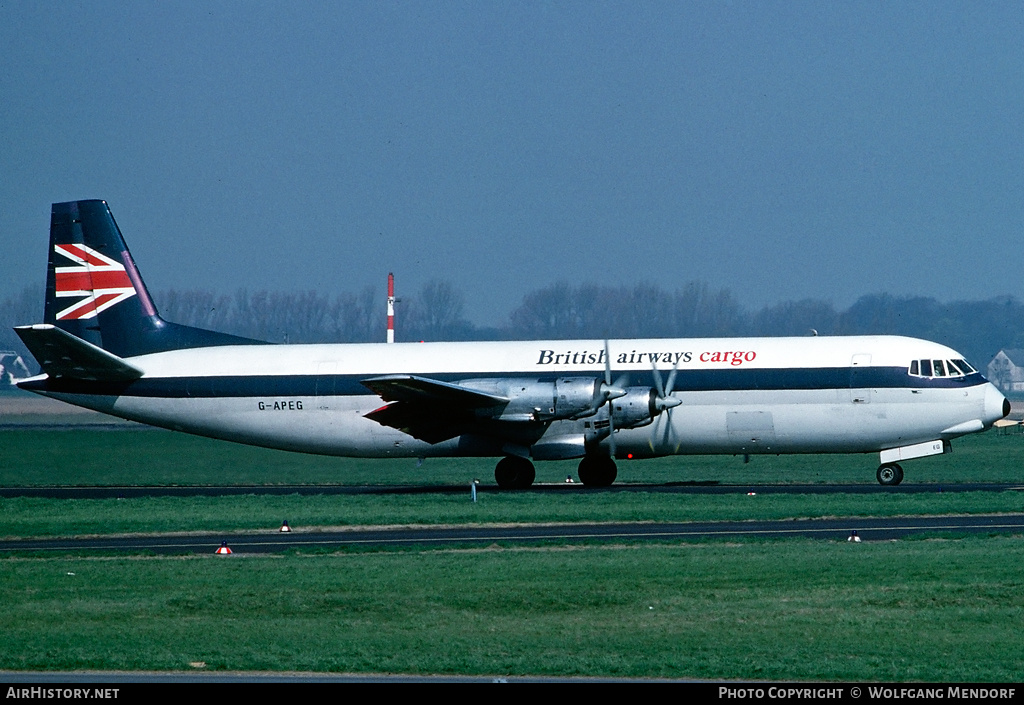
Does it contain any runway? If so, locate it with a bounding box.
[4,480,1022,555]
[3,513,1023,555]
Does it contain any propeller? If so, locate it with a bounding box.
[650,359,683,453]
[591,340,628,456]
[584,340,626,413]
[602,341,628,402]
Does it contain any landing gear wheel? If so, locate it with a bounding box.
[876,463,904,486]
[494,456,536,489]
[577,455,618,487]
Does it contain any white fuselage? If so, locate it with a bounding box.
[29,335,1008,462]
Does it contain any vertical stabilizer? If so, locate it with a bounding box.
[43,200,263,357]
[46,200,161,356]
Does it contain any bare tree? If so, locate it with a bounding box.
[671,282,746,337]
[750,299,838,337]
[507,282,579,339]
[403,280,473,341]
[159,289,234,332]
[331,285,379,342]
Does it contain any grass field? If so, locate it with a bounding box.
[1,426,1023,680]
[3,424,1024,487]
[2,539,1023,680]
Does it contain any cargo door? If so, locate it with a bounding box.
[850,354,872,404]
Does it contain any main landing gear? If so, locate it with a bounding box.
[493,454,618,489]
[876,463,904,486]
[576,454,617,487]
[494,456,536,490]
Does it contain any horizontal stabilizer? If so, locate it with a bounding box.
[14,324,144,382]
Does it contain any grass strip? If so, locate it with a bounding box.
[1,536,1022,681]
[3,427,1024,487]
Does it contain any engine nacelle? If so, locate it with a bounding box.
[463,377,601,422]
[459,378,665,429]
[553,377,603,420]
[610,387,658,429]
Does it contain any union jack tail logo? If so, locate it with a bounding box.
[54,243,137,320]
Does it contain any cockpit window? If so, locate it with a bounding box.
[909,358,976,379]
[954,359,975,374]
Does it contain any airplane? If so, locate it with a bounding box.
[13,200,1011,488]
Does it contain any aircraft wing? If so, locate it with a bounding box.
[362,374,509,407]
[362,374,510,443]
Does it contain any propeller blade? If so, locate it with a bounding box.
[603,339,613,387]
[608,404,616,457]
[649,406,682,454]
[650,360,681,412]
[664,366,678,397]
[649,357,683,452]
[651,365,666,398]
[592,341,625,412]
[602,340,620,456]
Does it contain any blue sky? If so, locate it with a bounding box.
[2,1,1022,325]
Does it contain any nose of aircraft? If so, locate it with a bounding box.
[983,383,1011,427]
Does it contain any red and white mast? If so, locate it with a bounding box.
[387,272,395,344]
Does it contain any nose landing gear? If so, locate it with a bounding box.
[876,463,904,486]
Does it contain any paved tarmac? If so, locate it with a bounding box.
[3,512,1023,555]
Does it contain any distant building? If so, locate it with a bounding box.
[0,351,31,386]
[988,349,1024,393]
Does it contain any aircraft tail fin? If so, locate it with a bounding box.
[42,200,262,357]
